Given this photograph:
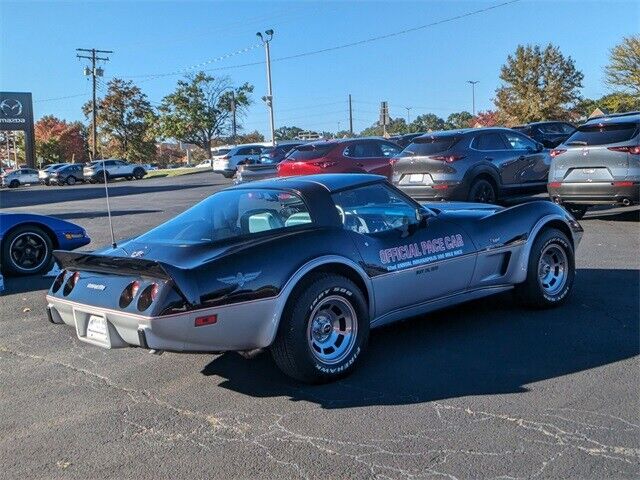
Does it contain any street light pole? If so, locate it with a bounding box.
[405,106,412,124]
[467,80,479,116]
[257,30,275,146]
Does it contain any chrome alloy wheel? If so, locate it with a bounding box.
[9,231,48,272]
[538,244,568,296]
[306,295,358,365]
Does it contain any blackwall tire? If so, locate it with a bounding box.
[271,274,369,383]
[467,178,496,203]
[515,228,575,308]
[1,225,53,276]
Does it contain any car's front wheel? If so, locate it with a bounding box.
[271,274,369,383]
[133,168,145,180]
[1,225,53,276]
[515,228,575,308]
[66,176,77,186]
[9,180,19,188]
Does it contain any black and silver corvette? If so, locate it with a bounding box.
[46,174,583,383]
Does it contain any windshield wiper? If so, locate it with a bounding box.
[566,141,588,146]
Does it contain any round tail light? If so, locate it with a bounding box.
[51,270,67,293]
[119,281,140,308]
[63,271,80,296]
[137,283,159,311]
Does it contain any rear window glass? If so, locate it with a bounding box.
[288,144,334,160]
[400,136,459,156]
[137,189,312,244]
[566,122,638,146]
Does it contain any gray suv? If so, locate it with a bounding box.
[392,128,550,203]
[547,112,639,218]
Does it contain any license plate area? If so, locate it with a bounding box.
[409,174,424,183]
[73,308,113,348]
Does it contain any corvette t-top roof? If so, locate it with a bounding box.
[227,173,386,194]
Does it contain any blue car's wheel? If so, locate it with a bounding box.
[2,225,53,276]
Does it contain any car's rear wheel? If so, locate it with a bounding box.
[66,176,76,186]
[133,168,145,180]
[565,204,588,220]
[9,180,19,188]
[468,178,496,203]
[2,225,53,276]
[271,274,369,383]
[515,228,574,308]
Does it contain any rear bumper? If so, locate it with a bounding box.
[548,182,639,205]
[396,182,466,201]
[46,294,280,352]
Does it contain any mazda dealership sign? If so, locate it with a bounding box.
[0,92,35,166]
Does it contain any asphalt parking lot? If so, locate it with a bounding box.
[1,172,638,479]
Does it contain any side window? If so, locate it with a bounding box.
[236,147,251,156]
[346,142,382,158]
[560,123,575,134]
[539,124,562,134]
[332,184,418,234]
[504,132,537,150]
[380,142,401,157]
[473,133,507,151]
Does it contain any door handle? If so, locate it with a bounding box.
[356,162,364,167]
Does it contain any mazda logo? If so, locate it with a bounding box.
[0,99,23,117]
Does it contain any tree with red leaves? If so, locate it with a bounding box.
[35,115,88,165]
[471,110,500,127]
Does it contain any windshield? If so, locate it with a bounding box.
[137,189,313,244]
[400,136,459,156]
[288,143,334,160]
[565,122,638,146]
[213,148,231,155]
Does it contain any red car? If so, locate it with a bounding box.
[277,138,402,179]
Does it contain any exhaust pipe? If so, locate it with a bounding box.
[622,198,631,206]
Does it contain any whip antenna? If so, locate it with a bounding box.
[101,159,117,248]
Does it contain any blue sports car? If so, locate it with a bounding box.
[0,213,90,276]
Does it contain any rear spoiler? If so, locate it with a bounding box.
[52,251,200,306]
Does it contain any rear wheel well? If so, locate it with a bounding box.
[281,262,370,321]
[473,172,498,191]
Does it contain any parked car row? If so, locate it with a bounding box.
[0,159,147,188]
[224,112,639,219]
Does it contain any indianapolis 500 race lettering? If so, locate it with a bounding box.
[379,234,465,271]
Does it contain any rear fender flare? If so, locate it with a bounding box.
[463,164,501,191]
[263,255,375,346]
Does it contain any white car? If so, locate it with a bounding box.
[83,159,146,182]
[213,145,264,178]
[2,168,40,188]
[39,163,68,184]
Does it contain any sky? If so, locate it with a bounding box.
[1,0,638,138]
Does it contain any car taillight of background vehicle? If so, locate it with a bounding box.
[607,145,640,155]
[137,283,159,311]
[52,270,67,293]
[312,160,337,168]
[389,157,399,166]
[429,155,465,163]
[550,149,567,158]
[63,271,80,296]
[548,182,562,188]
[119,281,140,308]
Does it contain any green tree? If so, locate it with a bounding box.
[360,117,408,136]
[446,111,473,129]
[157,72,253,154]
[605,35,640,95]
[576,92,640,118]
[495,44,584,123]
[275,125,304,140]
[410,113,446,132]
[84,78,156,162]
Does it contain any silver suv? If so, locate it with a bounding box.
[547,112,639,218]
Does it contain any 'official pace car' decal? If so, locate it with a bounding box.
[379,234,465,271]
[217,271,262,288]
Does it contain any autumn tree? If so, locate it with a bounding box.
[360,117,408,136]
[605,35,640,95]
[157,72,253,154]
[576,93,640,118]
[84,78,156,162]
[471,110,500,127]
[35,115,88,164]
[495,44,584,123]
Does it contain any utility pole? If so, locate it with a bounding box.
[257,30,275,146]
[348,94,353,135]
[77,48,112,159]
[405,106,412,124]
[230,91,237,140]
[467,80,479,116]
[380,101,389,138]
